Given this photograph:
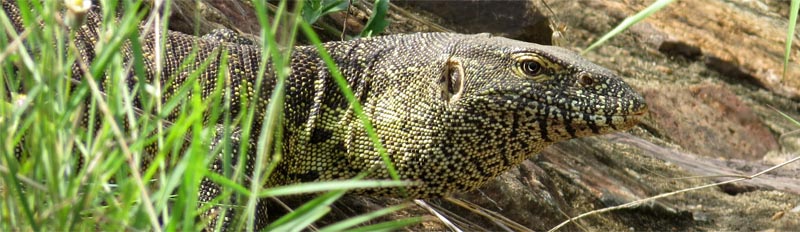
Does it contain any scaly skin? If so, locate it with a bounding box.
[3,0,648,229]
[277,33,648,199]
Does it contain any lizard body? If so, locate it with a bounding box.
[2,0,647,228]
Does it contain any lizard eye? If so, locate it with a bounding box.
[512,53,554,81]
[520,60,543,76]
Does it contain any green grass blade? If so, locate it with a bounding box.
[783,0,800,77]
[205,172,252,196]
[302,0,348,24]
[318,203,413,232]
[583,0,675,54]
[257,180,409,198]
[264,190,346,232]
[773,108,800,126]
[359,0,389,37]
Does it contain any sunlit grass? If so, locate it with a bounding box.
[0,0,412,230]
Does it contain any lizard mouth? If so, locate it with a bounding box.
[468,91,648,140]
[475,91,647,118]
[631,107,648,116]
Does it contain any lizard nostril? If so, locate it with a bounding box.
[578,73,594,86]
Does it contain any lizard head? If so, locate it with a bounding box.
[385,34,649,197]
[439,34,648,144]
[332,33,648,198]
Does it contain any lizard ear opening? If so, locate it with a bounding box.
[439,59,465,103]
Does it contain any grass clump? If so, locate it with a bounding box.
[0,0,413,231]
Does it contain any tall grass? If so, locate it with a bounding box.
[0,0,414,231]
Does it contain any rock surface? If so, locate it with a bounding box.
[159,0,800,230]
[392,0,553,45]
[641,82,780,161]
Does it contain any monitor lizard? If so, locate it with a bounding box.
[2,0,648,229]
